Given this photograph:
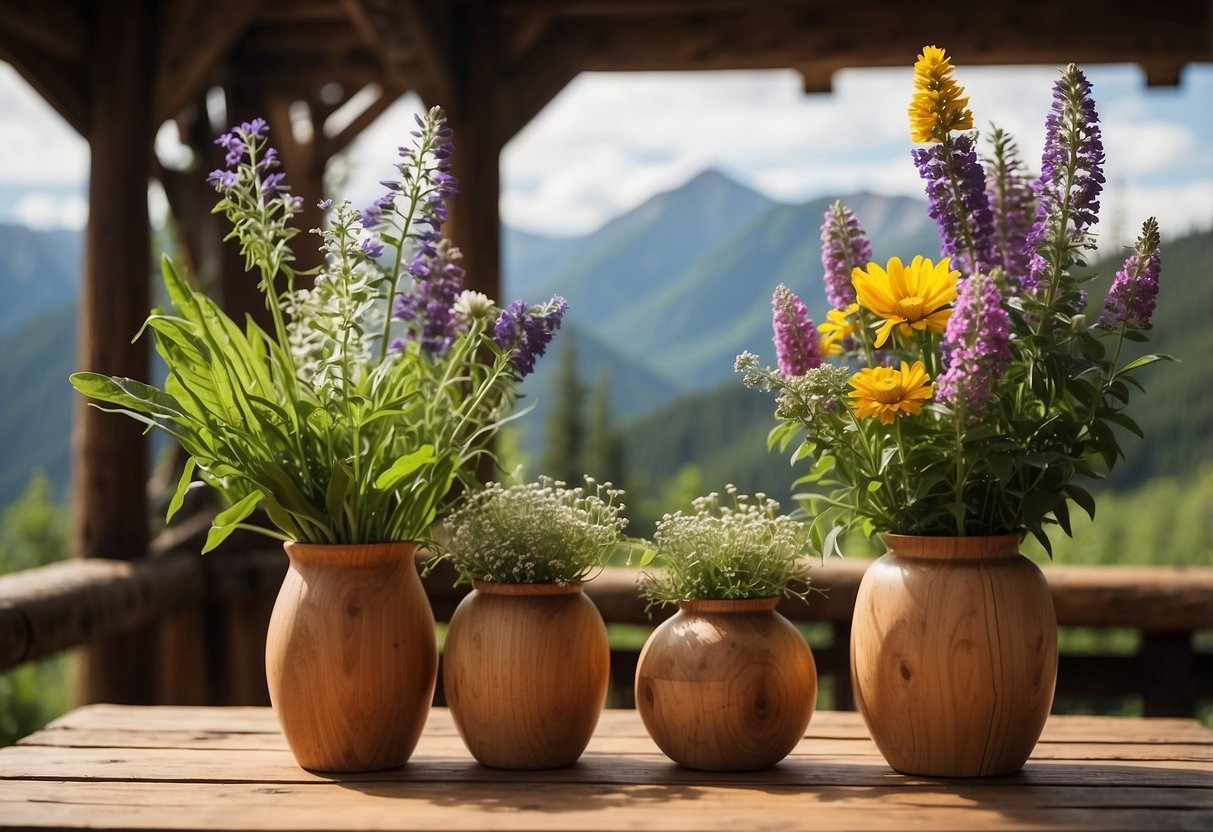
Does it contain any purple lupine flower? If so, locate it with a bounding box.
[771,284,820,378]
[317,198,332,211]
[206,169,237,189]
[493,296,567,378]
[1023,64,1106,292]
[984,127,1036,285]
[912,133,996,276]
[240,118,268,140]
[257,146,278,171]
[820,201,871,309]
[361,236,385,260]
[936,274,1012,417]
[1099,218,1161,330]
[391,239,467,358]
[261,172,286,200]
[215,131,244,167]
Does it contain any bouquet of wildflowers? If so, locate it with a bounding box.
[638,487,816,607]
[738,47,1169,555]
[442,476,628,586]
[72,107,565,551]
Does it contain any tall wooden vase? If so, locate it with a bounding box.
[444,581,610,769]
[851,534,1058,777]
[265,542,438,773]
[635,598,817,771]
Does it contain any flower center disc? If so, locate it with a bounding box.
[896,295,926,321]
[873,378,904,404]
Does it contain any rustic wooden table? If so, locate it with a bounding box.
[0,706,1209,830]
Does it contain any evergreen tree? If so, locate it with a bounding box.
[540,336,585,483]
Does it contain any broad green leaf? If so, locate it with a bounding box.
[375,444,436,490]
[166,458,197,524]
[203,490,264,553]
[1119,353,1175,374]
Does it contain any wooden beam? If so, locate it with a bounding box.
[497,19,583,141]
[155,0,267,124]
[0,552,202,672]
[0,31,89,135]
[343,0,449,105]
[323,84,407,156]
[0,0,87,62]
[396,0,457,107]
[507,0,1212,76]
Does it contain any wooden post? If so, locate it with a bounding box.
[73,0,157,703]
[446,0,501,301]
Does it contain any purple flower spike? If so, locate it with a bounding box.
[1023,64,1106,292]
[771,284,820,378]
[984,127,1036,285]
[820,201,871,309]
[1099,218,1161,330]
[492,296,567,378]
[936,274,1012,417]
[912,133,996,276]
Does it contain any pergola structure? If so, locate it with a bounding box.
[1,0,1211,704]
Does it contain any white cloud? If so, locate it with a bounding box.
[13,191,88,230]
[0,64,88,185]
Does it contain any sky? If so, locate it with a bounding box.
[1,59,1210,245]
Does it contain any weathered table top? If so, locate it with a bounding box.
[0,706,1209,831]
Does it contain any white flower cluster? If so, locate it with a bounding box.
[641,485,814,605]
[446,476,627,585]
[285,201,384,399]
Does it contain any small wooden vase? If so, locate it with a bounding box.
[444,581,610,769]
[851,534,1058,777]
[635,597,817,771]
[265,542,437,773]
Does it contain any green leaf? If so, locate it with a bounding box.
[1064,484,1096,521]
[166,458,197,524]
[1119,353,1175,374]
[203,490,264,553]
[637,547,659,568]
[325,463,352,526]
[375,444,437,490]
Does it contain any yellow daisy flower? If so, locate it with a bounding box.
[849,361,934,425]
[851,255,959,348]
[908,45,974,143]
[818,303,860,357]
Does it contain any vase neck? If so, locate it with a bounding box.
[283,541,419,568]
[678,597,780,614]
[881,533,1022,561]
[472,580,584,597]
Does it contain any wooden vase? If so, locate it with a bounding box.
[265,541,437,773]
[635,597,817,771]
[444,580,610,769]
[851,533,1058,777]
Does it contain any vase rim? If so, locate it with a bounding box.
[880,532,1022,561]
[283,540,420,567]
[472,579,584,596]
[677,596,781,614]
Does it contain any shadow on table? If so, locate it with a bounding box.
[323,755,1210,825]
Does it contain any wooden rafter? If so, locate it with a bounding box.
[496,0,1213,78]
[155,0,269,124]
[343,0,450,106]
[498,19,585,141]
[323,84,407,156]
[0,0,86,62]
[396,0,456,108]
[0,18,89,135]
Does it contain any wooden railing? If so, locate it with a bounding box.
[2,535,1211,717]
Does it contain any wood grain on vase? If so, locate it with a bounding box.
[265,542,437,773]
[635,597,817,771]
[851,534,1058,777]
[444,581,610,769]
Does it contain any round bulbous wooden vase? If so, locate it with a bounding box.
[265,542,438,773]
[444,581,610,769]
[635,597,817,771]
[851,534,1058,778]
